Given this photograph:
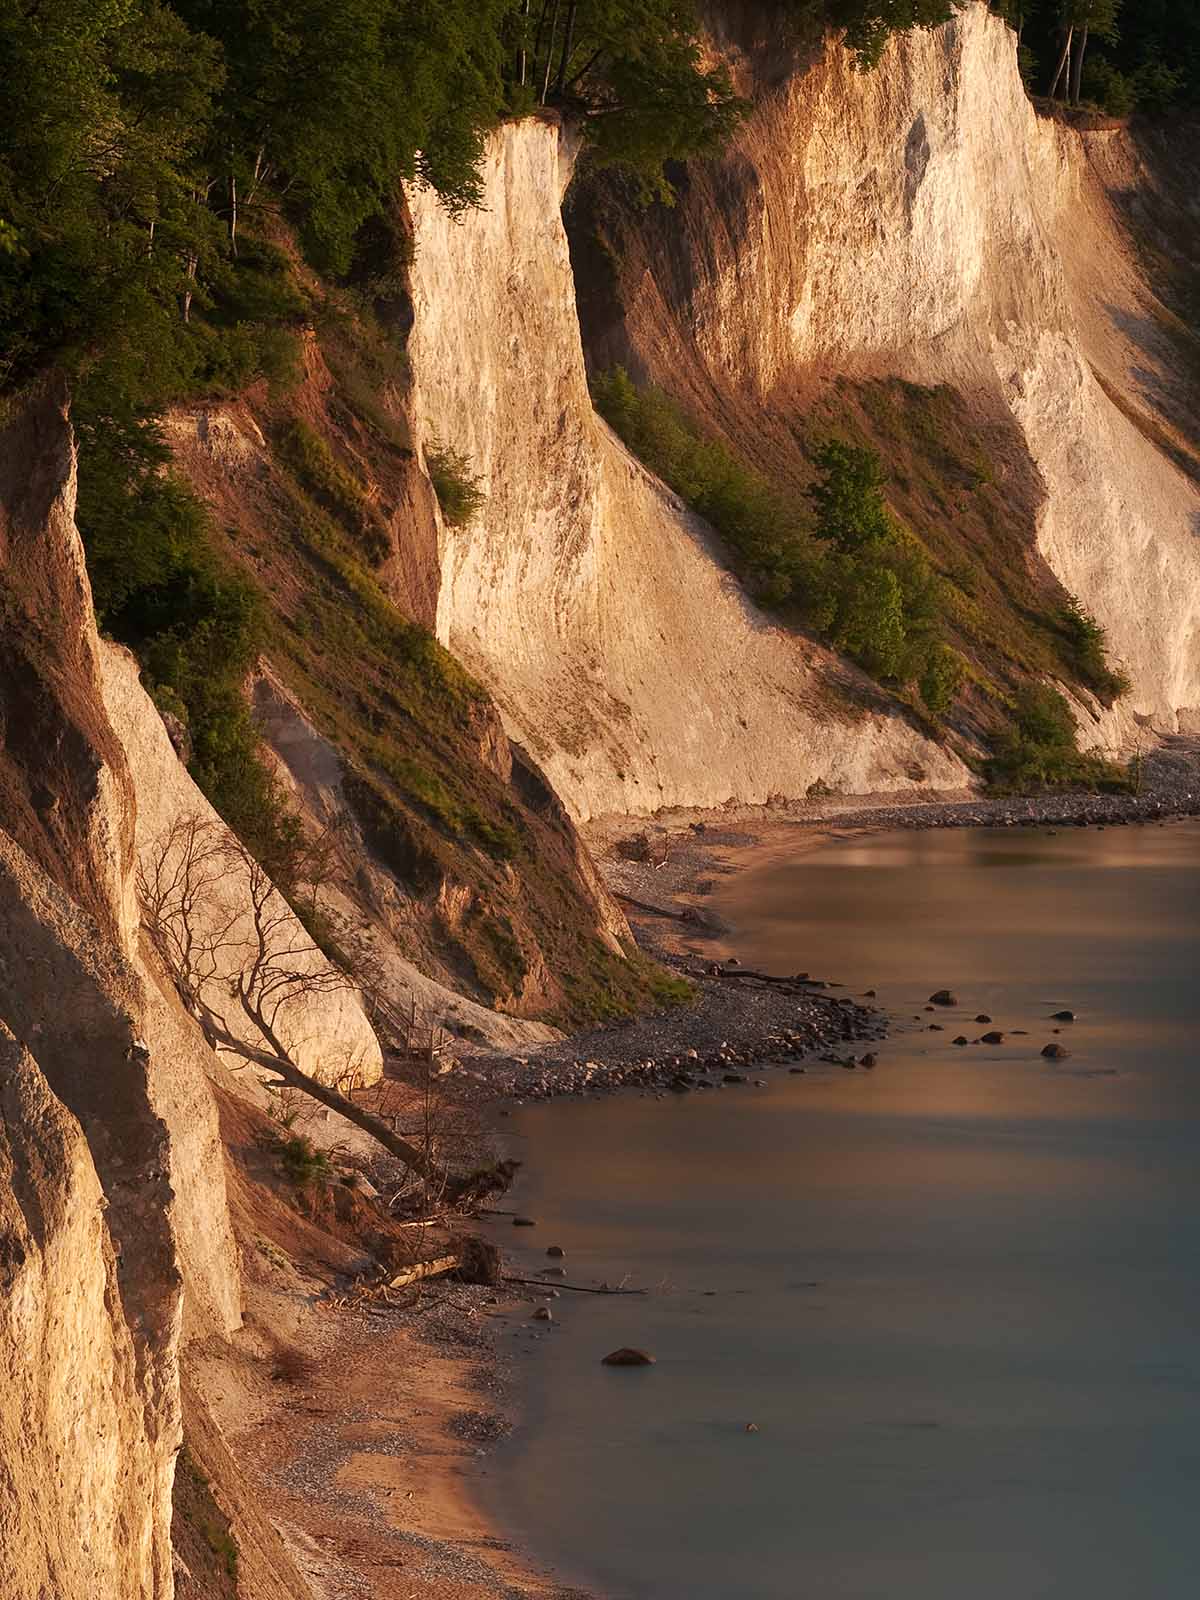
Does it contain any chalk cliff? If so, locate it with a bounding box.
[2,6,1199,1594]
[407,124,967,821]
[567,3,1200,749]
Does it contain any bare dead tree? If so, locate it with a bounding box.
[138,814,448,1189]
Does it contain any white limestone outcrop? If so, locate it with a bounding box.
[611,3,1200,746]
[0,1023,175,1599]
[408,6,1200,794]
[406,124,968,821]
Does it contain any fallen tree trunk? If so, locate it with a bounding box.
[384,1253,462,1290]
[613,891,688,920]
[703,967,816,991]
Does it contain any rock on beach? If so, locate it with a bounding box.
[602,1348,656,1367]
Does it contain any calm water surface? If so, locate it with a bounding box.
[484,824,1200,1598]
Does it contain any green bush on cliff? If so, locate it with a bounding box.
[1057,601,1130,703]
[594,369,958,709]
[919,642,968,718]
[806,440,946,689]
[427,443,487,527]
[592,367,819,605]
[987,684,1131,791]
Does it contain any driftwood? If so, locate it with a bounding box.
[614,892,688,921]
[504,1276,647,1295]
[384,1253,462,1290]
[701,966,818,993]
[614,893,720,930]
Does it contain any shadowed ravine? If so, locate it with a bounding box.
[485,822,1200,1599]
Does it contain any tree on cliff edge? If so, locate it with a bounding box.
[514,0,746,200]
[823,0,965,70]
[139,813,465,1196]
[1048,0,1120,104]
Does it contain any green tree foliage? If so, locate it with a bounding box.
[987,683,1132,790]
[806,441,946,688]
[919,642,967,718]
[510,0,746,200]
[834,564,907,674]
[1080,56,1136,114]
[0,0,222,388]
[997,0,1200,112]
[824,0,964,69]
[170,0,515,270]
[592,368,960,706]
[806,440,893,551]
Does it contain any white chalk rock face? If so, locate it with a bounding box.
[646,5,1200,742]
[406,123,967,821]
[1,394,240,1340]
[100,644,384,1089]
[0,1025,175,1600]
[411,8,1200,774]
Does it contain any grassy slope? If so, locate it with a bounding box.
[807,376,1093,709]
[169,269,685,1028]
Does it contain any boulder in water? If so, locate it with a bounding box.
[602,1348,655,1367]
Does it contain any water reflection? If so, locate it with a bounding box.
[485,823,1200,1600]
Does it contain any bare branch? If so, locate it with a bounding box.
[138,813,449,1190]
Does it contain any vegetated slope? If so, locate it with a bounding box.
[162,302,671,1031]
[406,120,968,821]
[568,2,1200,751]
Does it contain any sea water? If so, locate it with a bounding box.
[484,823,1200,1599]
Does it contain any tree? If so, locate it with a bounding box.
[989,0,1028,46]
[139,813,454,1191]
[1008,0,1197,110]
[824,0,964,70]
[518,0,746,200]
[1045,0,1120,103]
[170,0,514,270]
[808,440,893,553]
[1048,18,1074,96]
[832,563,907,676]
[919,641,966,716]
[1068,0,1120,105]
[0,0,221,385]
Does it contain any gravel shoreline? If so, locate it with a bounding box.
[467,736,1200,1105]
[473,972,887,1103]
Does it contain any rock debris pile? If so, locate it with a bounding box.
[477,966,887,1103]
